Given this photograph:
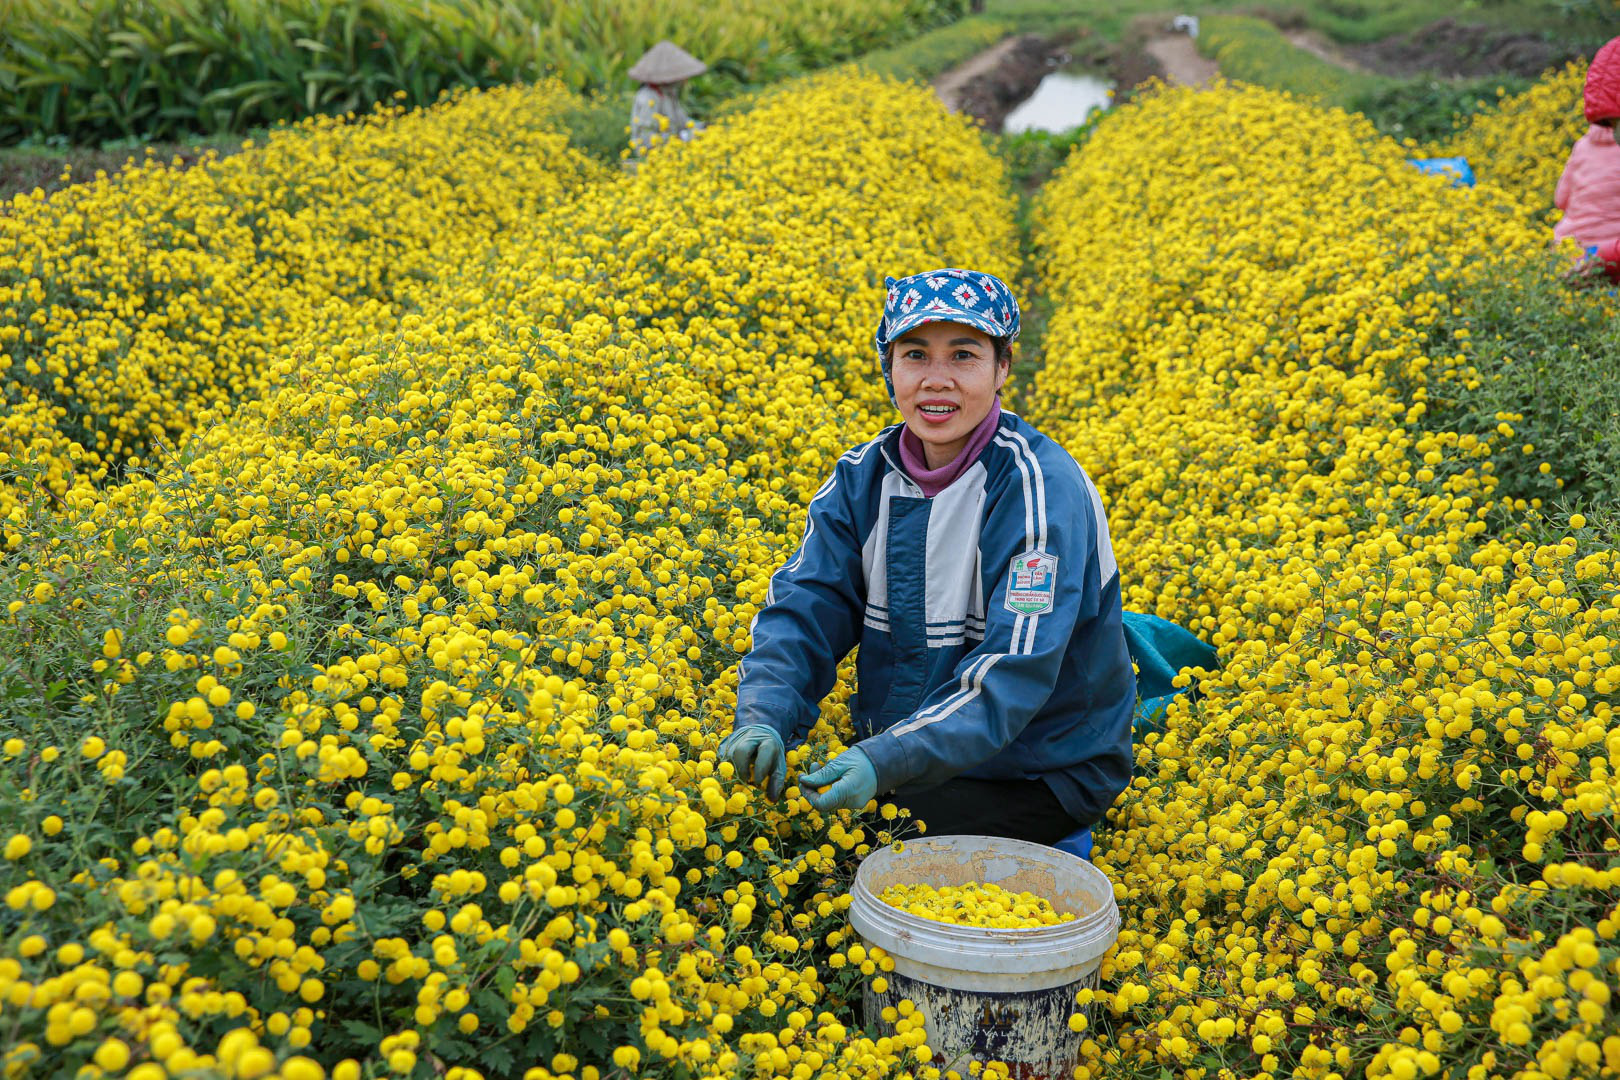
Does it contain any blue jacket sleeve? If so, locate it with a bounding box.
[733,451,868,743]
[856,457,1114,793]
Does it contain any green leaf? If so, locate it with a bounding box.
[480,1044,516,1075]
[341,1018,382,1045]
[200,79,282,106]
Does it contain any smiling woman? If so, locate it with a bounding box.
[719,267,1140,844]
[889,321,1008,470]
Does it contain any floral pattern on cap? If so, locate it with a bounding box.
[874,268,1020,400]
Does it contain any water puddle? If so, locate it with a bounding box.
[1001,72,1113,135]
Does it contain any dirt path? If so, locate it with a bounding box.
[934,34,1041,113]
[1284,29,1367,74]
[1142,34,1218,88]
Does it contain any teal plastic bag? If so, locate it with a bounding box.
[1122,610,1218,730]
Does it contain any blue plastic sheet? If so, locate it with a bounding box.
[1406,156,1476,188]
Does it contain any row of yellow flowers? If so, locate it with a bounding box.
[1032,80,1618,1080]
[0,82,601,539]
[1439,62,1588,223]
[0,74,1018,1078]
[3,51,1611,1080]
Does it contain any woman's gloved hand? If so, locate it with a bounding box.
[718,724,786,800]
[799,748,878,813]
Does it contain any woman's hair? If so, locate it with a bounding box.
[992,337,1014,368]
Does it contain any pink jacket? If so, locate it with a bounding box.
[1554,123,1620,259]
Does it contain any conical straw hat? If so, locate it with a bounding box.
[628,41,707,83]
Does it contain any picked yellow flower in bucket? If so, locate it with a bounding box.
[878,880,1076,928]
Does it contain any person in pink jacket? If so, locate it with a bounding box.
[1555,36,1620,282]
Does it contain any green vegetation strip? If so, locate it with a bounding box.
[0,0,968,146]
[1427,263,1620,525]
[855,15,1013,82]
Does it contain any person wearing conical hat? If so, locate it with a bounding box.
[628,41,706,156]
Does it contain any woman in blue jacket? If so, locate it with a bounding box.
[719,268,1136,844]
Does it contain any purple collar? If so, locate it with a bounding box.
[898,399,1002,496]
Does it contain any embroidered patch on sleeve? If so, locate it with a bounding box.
[1004,551,1059,616]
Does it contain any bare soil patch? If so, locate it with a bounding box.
[1284,28,1366,74]
[934,34,1037,113]
[1113,16,1220,92]
[1343,18,1593,80]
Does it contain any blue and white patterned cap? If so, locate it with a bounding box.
[874,268,1020,398]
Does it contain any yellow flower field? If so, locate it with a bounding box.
[1439,62,1589,224]
[1,56,1616,1080]
[1033,81,1619,1080]
[0,74,1018,1079]
[0,82,601,534]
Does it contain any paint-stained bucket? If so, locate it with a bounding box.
[848,836,1119,1079]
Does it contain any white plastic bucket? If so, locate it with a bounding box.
[848,835,1119,1079]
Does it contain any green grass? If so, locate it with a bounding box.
[1199,14,1386,99]
[995,120,1106,415]
[1353,74,1535,141]
[550,93,636,167]
[1424,259,1620,523]
[996,117,1103,193]
[980,0,1613,46]
[1259,0,1614,46]
[854,14,1015,81]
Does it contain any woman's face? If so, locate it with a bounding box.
[890,320,1009,470]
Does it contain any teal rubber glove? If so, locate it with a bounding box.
[799,748,879,813]
[718,724,786,800]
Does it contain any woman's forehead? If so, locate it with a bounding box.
[896,321,992,345]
